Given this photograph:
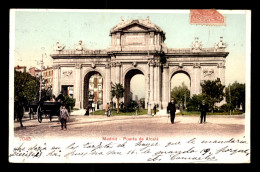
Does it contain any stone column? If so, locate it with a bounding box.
[53,64,60,97]
[162,63,169,109]
[115,62,121,107]
[154,62,161,107]
[145,63,149,109]
[116,62,121,84]
[158,62,162,108]
[193,63,201,95]
[105,63,111,108]
[74,63,82,109]
[218,62,226,85]
[111,62,116,84]
[149,61,154,105]
[146,61,152,115]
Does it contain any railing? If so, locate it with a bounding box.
[52,49,108,55]
[167,47,225,53]
[52,47,226,55]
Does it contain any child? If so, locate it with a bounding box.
[60,105,69,130]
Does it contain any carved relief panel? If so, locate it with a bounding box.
[201,67,215,81]
[61,68,75,85]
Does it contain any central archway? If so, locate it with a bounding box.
[170,71,191,109]
[124,69,145,107]
[83,71,103,109]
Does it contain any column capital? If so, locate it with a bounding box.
[193,62,201,68]
[148,60,154,66]
[53,64,60,69]
[217,62,225,68]
[111,62,116,67]
[105,63,111,69]
[154,62,162,67]
[75,63,82,69]
[163,63,169,68]
[116,62,121,67]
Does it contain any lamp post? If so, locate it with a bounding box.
[229,85,231,115]
[39,47,46,101]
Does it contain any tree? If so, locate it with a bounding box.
[14,71,40,103]
[171,82,190,109]
[225,81,245,112]
[186,94,204,111]
[64,95,76,112]
[201,78,225,112]
[111,83,125,113]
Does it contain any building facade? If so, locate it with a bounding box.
[51,17,228,110]
[88,73,103,108]
[28,67,41,77]
[42,67,53,90]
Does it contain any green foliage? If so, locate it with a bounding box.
[139,98,145,108]
[63,95,76,111]
[170,82,190,107]
[186,94,207,111]
[40,88,53,101]
[111,83,125,99]
[225,81,245,112]
[111,83,125,113]
[121,100,139,112]
[14,71,39,103]
[200,78,225,111]
[219,103,232,112]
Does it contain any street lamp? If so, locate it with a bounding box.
[229,85,231,115]
[39,47,46,101]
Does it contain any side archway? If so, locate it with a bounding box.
[83,71,103,109]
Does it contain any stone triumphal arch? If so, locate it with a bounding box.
[51,17,228,110]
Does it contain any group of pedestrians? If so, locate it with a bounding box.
[49,96,208,130]
[101,98,208,124]
[167,98,208,124]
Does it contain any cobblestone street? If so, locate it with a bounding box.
[13,113,245,140]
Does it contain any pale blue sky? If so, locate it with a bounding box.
[12,10,248,99]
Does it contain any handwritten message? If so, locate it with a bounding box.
[9,137,250,163]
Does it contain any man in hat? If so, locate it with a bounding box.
[200,100,208,124]
[167,98,176,124]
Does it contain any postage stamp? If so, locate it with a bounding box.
[190,9,225,25]
[9,9,251,163]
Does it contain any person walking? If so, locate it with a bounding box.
[60,105,69,130]
[105,103,111,117]
[167,98,176,124]
[200,100,208,124]
[85,105,89,116]
[153,104,157,116]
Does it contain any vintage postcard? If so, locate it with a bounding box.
[9,9,251,163]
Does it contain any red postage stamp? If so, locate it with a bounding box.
[190,9,225,25]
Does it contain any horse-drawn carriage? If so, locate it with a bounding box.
[28,101,38,120]
[29,101,61,123]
